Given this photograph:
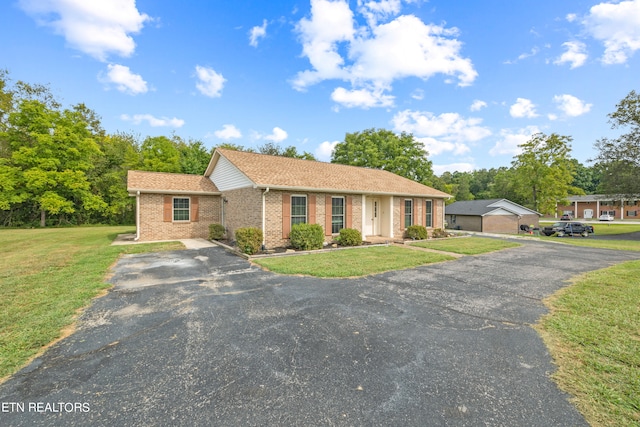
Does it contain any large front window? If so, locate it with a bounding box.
[291,195,307,226]
[425,200,433,227]
[404,199,413,228]
[173,197,190,221]
[332,197,345,233]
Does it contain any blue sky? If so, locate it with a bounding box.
[2,0,640,174]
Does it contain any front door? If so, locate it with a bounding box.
[369,198,380,235]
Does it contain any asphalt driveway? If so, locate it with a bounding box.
[1,240,638,426]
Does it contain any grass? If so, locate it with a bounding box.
[254,245,456,277]
[0,226,184,380]
[410,236,521,254]
[536,261,640,426]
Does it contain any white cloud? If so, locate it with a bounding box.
[411,89,424,100]
[19,0,150,61]
[489,126,540,156]
[315,140,340,161]
[554,41,588,68]
[249,19,268,47]
[553,94,592,117]
[470,100,487,111]
[433,162,475,175]
[509,98,538,118]
[357,0,402,26]
[214,124,242,140]
[331,86,394,108]
[99,64,148,95]
[583,0,640,64]
[504,47,539,64]
[292,0,477,107]
[566,13,578,23]
[263,127,288,142]
[195,65,226,98]
[392,110,491,156]
[121,114,184,128]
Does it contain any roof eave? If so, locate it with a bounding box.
[128,189,221,196]
[251,183,449,198]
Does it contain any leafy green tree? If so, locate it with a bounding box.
[140,136,181,172]
[331,128,433,184]
[570,159,601,194]
[592,90,640,197]
[257,142,316,160]
[510,133,576,214]
[489,167,525,204]
[4,99,106,226]
[176,137,212,174]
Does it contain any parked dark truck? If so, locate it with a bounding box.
[542,221,594,237]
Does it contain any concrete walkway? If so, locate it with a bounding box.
[111,233,216,250]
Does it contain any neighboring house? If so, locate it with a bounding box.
[445,199,541,234]
[557,195,640,220]
[128,148,451,248]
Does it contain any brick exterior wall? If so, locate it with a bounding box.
[447,213,539,234]
[137,193,221,241]
[222,187,264,244]
[395,197,446,238]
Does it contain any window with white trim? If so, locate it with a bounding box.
[291,195,307,226]
[173,197,190,221]
[404,199,413,228]
[425,200,433,227]
[332,197,345,233]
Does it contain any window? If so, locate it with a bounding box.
[425,200,433,227]
[291,195,307,226]
[404,199,413,228]
[173,197,190,221]
[332,197,345,233]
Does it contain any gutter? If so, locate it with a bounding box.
[262,187,270,247]
[250,184,449,199]
[135,191,140,241]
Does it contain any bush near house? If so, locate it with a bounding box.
[338,228,362,246]
[405,225,428,240]
[235,227,263,255]
[208,223,226,240]
[290,223,324,251]
[432,228,449,238]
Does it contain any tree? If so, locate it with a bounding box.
[140,136,181,173]
[257,142,316,160]
[175,136,212,175]
[510,133,576,214]
[4,99,106,226]
[570,160,601,194]
[331,128,433,184]
[592,90,640,198]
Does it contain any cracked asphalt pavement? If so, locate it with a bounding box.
[1,239,638,426]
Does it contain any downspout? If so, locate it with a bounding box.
[135,191,140,241]
[262,187,270,248]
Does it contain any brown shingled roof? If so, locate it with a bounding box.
[127,170,219,194]
[209,148,450,198]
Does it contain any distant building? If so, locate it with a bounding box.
[445,199,541,234]
[556,195,640,220]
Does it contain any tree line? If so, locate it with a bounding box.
[1,69,637,227]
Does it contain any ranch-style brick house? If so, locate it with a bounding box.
[127,148,451,248]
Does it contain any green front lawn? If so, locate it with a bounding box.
[0,227,184,381]
[255,245,455,277]
[537,261,640,426]
[410,236,521,254]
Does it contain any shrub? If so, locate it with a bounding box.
[431,228,448,238]
[209,223,226,240]
[405,225,428,240]
[289,223,324,250]
[338,228,362,246]
[235,227,263,255]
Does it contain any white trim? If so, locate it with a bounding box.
[128,189,219,196]
[290,194,308,226]
[331,196,345,234]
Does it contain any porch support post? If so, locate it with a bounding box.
[389,196,394,238]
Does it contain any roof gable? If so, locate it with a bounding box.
[205,148,450,198]
[127,170,219,195]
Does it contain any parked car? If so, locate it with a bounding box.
[560,214,573,220]
[599,213,615,221]
[542,222,594,237]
